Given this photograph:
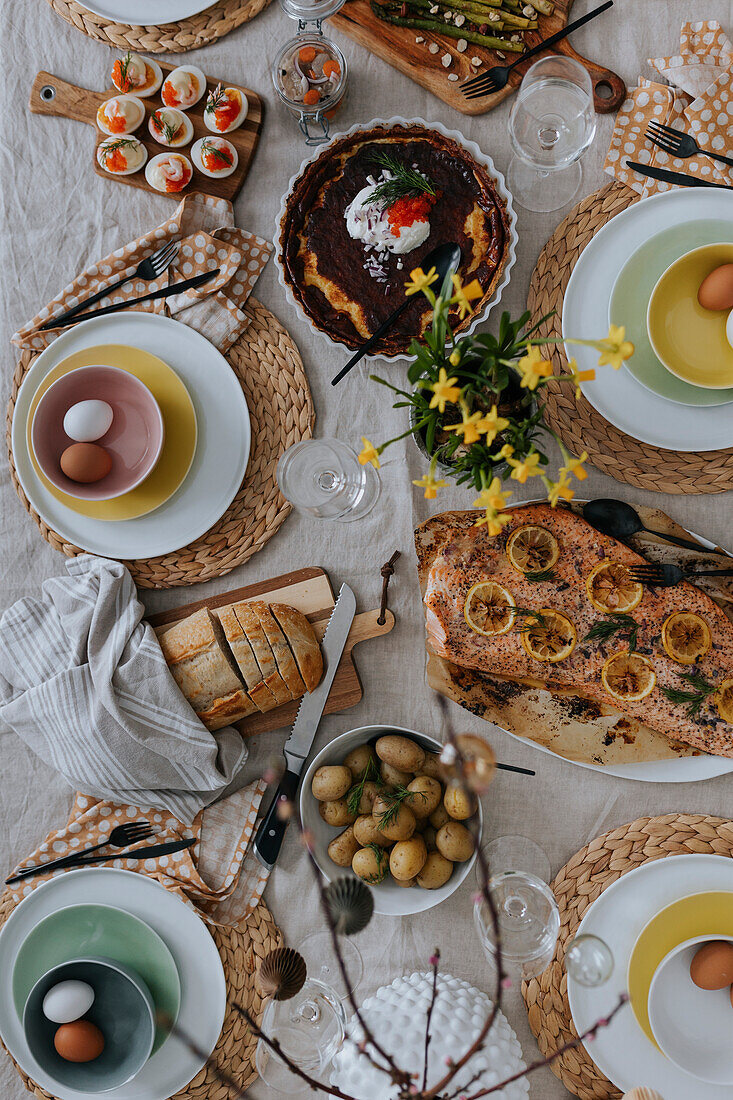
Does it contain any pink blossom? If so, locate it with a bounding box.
[429,954,440,966]
[501,977,512,990]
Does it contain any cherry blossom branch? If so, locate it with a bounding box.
[421,948,441,1091]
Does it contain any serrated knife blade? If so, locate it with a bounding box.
[253,583,357,870]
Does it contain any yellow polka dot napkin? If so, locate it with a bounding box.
[605,20,733,195]
[12,193,272,356]
[6,785,270,927]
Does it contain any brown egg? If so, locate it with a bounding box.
[54,1020,105,1062]
[59,443,112,484]
[698,263,733,311]
[690,940,733,989]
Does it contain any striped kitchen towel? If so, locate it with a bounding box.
[0,555,248,823]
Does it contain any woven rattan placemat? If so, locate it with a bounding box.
[528,179,733,494]
[0,887,282,1099]
[521,812,733,1100]
[6,298,315,589]
[44,0,272,52]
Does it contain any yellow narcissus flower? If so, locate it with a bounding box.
[473,477,512,535]
[597,324,635,370]
[445,406,486,445]
[507,451,543,484]
[413,461,449,500]
[358,437,381,469]
[474,405,510,447]
[449,349,461,367]
[566,357,595,399]
[516,345,553,391]
[405,266,439,297]
[428,367,462,414]
[547,472,575,507]
[562,451,588,482]
[450,275,483,319]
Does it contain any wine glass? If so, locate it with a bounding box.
[297,929,364,998]
[255,976,347,1093]
[507,55,596,212]
[474,870,560,981]
[277,438,380,521]
[566,933,614,987]
[476,834,551,885]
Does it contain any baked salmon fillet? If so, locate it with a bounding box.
[417,505,733,757]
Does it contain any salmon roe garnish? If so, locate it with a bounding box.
[111,59,131,93]
[387,193,437,236]
[106,148,128,172]
[214,92,241,131]
[303,88,321,106]
[323,59,341,78]
[106,110,127,134]
[161,82,180,107]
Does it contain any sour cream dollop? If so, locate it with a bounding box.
[345,176,432,257]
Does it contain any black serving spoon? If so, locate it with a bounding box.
[331,241,462,386]
[582,498,708,553]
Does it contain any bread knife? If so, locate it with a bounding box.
[253,584,357,871]
[625,160,733,190]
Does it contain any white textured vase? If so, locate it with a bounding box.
[330,971,529,1099]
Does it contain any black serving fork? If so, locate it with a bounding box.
[40,241,180,331]
[6,820,153,883]
[462,0,612,99]
[629,563,733,588]
[646,120,733,171]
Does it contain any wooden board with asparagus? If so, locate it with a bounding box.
[329,0,624,116]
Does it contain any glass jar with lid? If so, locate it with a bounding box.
[271,0,348,145]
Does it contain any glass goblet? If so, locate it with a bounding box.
[474,870,560,982]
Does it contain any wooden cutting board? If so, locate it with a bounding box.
[29,63,264,201]
[330,0,625,115]
[149,566,395,736]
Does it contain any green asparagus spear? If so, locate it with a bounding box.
[371,2,525,48]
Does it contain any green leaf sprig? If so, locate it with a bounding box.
[661,671,717,719]
[583,614,639,652]
[524,569,557,583]
[346,757,377,816]
[363,843,388,883]
[374,783,413,830]
[369,149,436,208]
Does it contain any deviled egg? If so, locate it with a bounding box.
[96,95,145,136]
[148,107,193,148]
[110,51,163,97]
[161,66,206,111]
[145,152,193,193]
[191,136,238,179]
[203,83,248,133]
[97,136,147,176]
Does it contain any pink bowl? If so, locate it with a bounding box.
[31,365,165,501]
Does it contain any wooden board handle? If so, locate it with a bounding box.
[30,71,103,124]
[551,39,626,113]
[312,608,395,648]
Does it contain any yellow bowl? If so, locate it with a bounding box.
[647,243,733,389]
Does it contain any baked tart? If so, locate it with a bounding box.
[277,122,513,356]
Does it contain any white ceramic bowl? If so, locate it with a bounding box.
[648,934,733,1085]
[299,724,482,917]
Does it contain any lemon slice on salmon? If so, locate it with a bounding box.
[506,525,559,574]
[464,581,516,637]
[521,609,576,663]
[661,611,712,666]
[601,651,656,702]
[716,679,733,724]
[586,561,643,614]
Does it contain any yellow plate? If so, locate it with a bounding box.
[647,243,733,389]
[26,345,197,521]
[627,890,733,1049]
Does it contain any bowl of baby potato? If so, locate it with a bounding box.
[300,725,483,916]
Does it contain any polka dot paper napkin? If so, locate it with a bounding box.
[6,785,270,927]
[605,20,733,195]
[12,193,272,356]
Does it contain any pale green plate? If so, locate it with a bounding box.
[609,219,733,407]
[12,904,179,1053]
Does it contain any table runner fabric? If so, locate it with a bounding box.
[0,554,248,822]
[605,20,733,193]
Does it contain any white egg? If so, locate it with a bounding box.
[96,95,145,136]
[148,108,193,148]
[63,399,114,442]
[726,307,733,351]
[203,85,248,133]
[145,153,193,194]
[42,980,95,1024]
[97,136,147,176]
[111,53,163,98]
[191,137,238,179]
[161,66,207,111]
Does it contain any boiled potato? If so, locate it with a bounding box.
[393,875,417,888]
[389,836,427,881]
[429,804,450,830]
[443,783,476,821]
[380,761,413,789]
[312,765,351,802]
[353,814,392,847]
[350,780,379,815]
[327,825,360,867]
[405,776,442,819]
[374,800,416,842]
[420,752,443,780]
[352,846,388,884]
[319,798,357,827]
[417,851,454,890]
[376,735,425,775]
[436,821,474,862]
[343,744,377,780]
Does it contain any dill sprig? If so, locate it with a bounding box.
[363,843,388,883]
[200,138,234,168]
[661,671,717,719]
[98,137,140,166]
[152,110,179,145]
[205,82,227,114]
[346,757,377,816]
[512,607,546,631]
[374,783,413,830]
[369,149,436,208]
[524,569,557,583]
[116,51,133,92]
[583,614,639,652]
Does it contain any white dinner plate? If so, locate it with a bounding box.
[11,314,250,559]
[562,189,733,451]
[80,0,214,23]
[0,868,226,1100]
[567,854,733,1098]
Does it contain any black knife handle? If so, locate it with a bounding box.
[254,769,301,870]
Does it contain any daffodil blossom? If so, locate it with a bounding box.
[516,345,553,391]
[450,275,483,319]
[428,368,462,414]
[507,451,543,484]
[561,451,588,482]
[445,405,486,445]
[405,266,439,297]
[413,458,449,500]
[473,477,512,534]
[546,472,575,507]
[358,437,381,469]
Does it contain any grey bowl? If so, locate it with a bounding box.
[23,956,155,1093]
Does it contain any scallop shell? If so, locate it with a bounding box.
[622,1090,665,1100]
[324,876,374,935]
[257,948,307,1001]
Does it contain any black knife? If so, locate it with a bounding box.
[43,269,220,331]
[626,160,733,190]
[6,837,195,882]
